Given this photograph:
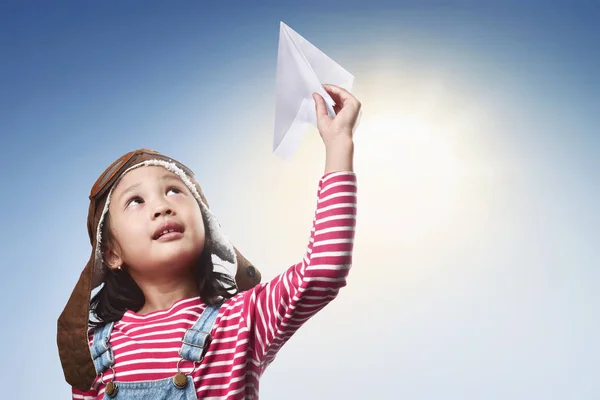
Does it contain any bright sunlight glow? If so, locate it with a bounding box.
[356,111,462,244]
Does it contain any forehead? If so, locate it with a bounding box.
[112,166,182,193]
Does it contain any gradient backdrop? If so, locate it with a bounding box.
[1,1,598,399]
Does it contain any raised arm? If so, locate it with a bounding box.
[244,84,361,368]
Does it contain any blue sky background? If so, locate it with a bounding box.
[1,1,598,399]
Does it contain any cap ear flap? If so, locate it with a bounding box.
[233,247,261,292]
[187,176,260,291]
[192,180,210,208]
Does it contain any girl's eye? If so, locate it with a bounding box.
[126,197,144,208]
[167,188,182,196]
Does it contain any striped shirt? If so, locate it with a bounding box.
[72,171,357,399]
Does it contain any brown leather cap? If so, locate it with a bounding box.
[57,149,261,391]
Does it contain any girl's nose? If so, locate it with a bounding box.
[153,204,173,219]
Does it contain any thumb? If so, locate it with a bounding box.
[313,93,329,125]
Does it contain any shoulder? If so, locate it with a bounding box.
[86,320,116,346]
[219,282,269,317]
[224,283,268,306]
[220,291,247,312]
[216,288,262,323]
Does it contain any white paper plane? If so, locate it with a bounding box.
[273,21,355,159]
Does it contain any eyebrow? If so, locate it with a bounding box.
[117,183,140,203]
[161,174,182,184]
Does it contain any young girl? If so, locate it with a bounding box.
[58,84,361,399]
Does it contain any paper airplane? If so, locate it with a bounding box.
[273,22,355,159]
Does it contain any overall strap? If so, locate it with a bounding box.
[90,322,116,375]
[179,302,222,362]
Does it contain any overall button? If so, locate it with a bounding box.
[105,381,118,397]
[173,372,188,389]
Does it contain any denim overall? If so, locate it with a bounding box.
[90,303,222,399]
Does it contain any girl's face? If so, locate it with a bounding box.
[105,166,206,279]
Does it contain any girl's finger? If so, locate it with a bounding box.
[322,84,359,108]
[313,93,329,120]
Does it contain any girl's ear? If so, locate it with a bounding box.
[103,242,123,270]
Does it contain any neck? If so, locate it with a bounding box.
[130,267,200,315]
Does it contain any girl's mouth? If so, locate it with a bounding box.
[152,221,184,240]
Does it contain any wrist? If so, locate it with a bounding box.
[324,136,354,174]
[324,135,354,152]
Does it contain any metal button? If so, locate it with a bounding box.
[173,372,188,389]
[105,381,118,397]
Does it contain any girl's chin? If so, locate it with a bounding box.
[131,256,200,274]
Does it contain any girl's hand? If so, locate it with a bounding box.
[313,84,362,149]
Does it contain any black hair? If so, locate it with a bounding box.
[88,212,237,328]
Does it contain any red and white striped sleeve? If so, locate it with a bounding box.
[244,171,357,369]
[72,389,98,400]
